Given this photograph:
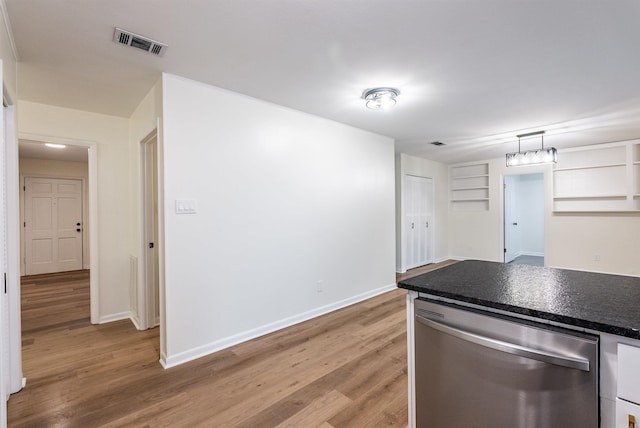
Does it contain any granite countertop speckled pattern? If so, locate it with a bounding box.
[398,260,640,339]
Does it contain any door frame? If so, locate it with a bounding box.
[402,174,435,272]
[15,133,99,323]
[499,170,548,265]
[21,175,87,275]
[138,129,159,330]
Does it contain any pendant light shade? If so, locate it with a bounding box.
[506,131,557,167]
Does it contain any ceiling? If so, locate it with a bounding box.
[19,140,88,162]
[6,0,640,164]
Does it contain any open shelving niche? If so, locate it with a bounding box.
[552,141,640,212]
[450,162,490,211]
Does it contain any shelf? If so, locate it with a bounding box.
[554,163,626,172]
[450,162,490,211]
[451,186,489,191]
[451,174,489,180]
[553,195,627,200]
[553,210,640,214]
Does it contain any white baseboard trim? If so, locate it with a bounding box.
[159,351,168,369]
[520,251,544,257]
[398,257,456,273]
[129,315,142,331]
[162,283,398,369]
[99,311,132,324]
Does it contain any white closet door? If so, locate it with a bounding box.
[405,175,433,270]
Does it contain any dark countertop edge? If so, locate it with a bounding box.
[398,283,640,340]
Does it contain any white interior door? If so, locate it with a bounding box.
[141,134,159,329]
[405,175,433,270]
[24,177,83,275]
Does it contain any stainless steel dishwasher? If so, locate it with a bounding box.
[414,298,599,427]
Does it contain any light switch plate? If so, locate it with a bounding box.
[175,199,197,214]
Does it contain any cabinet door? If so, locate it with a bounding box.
[619,344,640,403]
[616,398,640,428]
[404,175,432,270]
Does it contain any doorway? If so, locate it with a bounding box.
[404,175,434,270]
[16,136,99,323]
[503,173,544,265]
[139,131,159,330]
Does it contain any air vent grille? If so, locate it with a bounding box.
[113,27,167,57]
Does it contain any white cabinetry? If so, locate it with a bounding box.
[617,343,640,427]
[553,141,640,212]
[450,162,489,211]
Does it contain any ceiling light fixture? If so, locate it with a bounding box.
[45,143,66,149]
[362,87,400,110]
[506,130,557,167]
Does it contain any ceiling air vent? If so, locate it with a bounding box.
[113,27,167,57]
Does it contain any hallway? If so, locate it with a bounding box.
[9,269,415,426]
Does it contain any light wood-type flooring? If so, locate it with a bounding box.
[9,261,455,427]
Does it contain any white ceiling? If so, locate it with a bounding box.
[19,140,88,162]
[6,0,640,164]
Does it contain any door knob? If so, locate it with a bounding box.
[512,222,518,226]
[76,222,81,226]
[76,228,81,232]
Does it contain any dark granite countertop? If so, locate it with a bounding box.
[398,260,640,339]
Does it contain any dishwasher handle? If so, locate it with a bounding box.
[415,314,590,372]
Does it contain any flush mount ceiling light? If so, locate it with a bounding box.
[45,143,66,149]
[506,130,557,167]
[362,87,400,110]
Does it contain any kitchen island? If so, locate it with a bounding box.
[398,260,640,428]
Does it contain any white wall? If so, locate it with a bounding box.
[518,173,544,255]
[17,101,133,319]
[396,153,449,271]
[447,154,640,276]
[19,158,90,272]
[0,3,17,103]
[161,73,396,366]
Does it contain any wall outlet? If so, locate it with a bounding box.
[316,280,324,293]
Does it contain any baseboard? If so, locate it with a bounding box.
[129,315,142,331]
[520,251,544,257]
[162,283,398,369]
[159,351,168,369]
[398,257,456,273]
[99,311,132,324]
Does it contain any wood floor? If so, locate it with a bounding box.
[9,261,453,427]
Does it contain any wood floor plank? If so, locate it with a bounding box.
[274,390,352,428]
[9,260,454,426]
